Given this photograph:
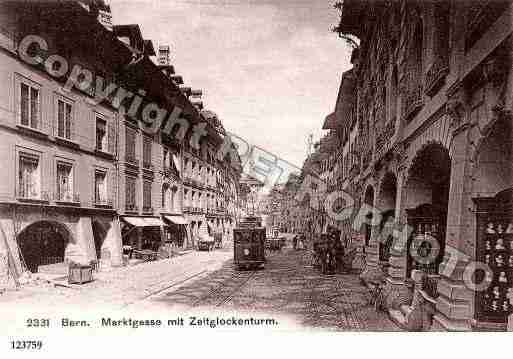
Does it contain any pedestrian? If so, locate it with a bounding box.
[334,235,345,273]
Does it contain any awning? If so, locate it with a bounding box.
[122,217,165,227]
[164,216,189,225]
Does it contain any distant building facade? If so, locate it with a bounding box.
[0,1,242,279]
[285,0,512,331]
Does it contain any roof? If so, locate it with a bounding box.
[113,24,145,53]
[144,39,156,56]
[334,69,356,129]
[2,1,133,71]
[323,69,355,130]
[322,112,338,130]
[335,0,366,37]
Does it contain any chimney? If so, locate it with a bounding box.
[158,45,171,66]
[80,1,113,31]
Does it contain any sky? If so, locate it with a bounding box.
[109,0,353,169]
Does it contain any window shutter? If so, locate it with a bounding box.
[65,103,72,139]
[108,120,116,155]
[108,169,116,207]
[57,100,64,137]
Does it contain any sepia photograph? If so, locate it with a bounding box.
[0,0,512,355]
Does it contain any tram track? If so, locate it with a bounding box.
[122,269,209,306]
[191,250,281,307]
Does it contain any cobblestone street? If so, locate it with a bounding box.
[1,239,399,331]
[143,245,400,331]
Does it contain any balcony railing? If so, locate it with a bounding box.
[94,197,114,208]
[17,190,51,202]
[125,154,139,167]
[125,203,138,212]
[142,161,153,170]
[55,192,80,204]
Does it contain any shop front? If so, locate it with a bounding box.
[120,216,166,262]
[163,215,189,250]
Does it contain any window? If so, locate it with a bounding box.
[143,136,152,169]
[56,162,73,201]
[143,180,152,212]
[184,189,189,207]
[96,118,107,151]
[170,188,177,212]
[94,170,107,204]
[19,82,40,129]
[162,184,167,208]
[125,175,137,211]
[163,148,169,169]
[57,98,73,139]
[125,126,137,164]
[18,153,41,199]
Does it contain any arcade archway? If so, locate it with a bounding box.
[378,173,398,262]
[363,186,375,247]
[404,143,451,276]
[17,221,71,273]
[472,116,512,324]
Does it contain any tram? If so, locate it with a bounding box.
[233,216,266,270]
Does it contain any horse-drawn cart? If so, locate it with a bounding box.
[312,231,357,274]
[213,232,223,249]
[197,235,215,251]
[265,237,284,251]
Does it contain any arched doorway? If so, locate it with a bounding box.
[378,173,398,263]
[472,116,512,324]
[404,143,451,276]
[363,186,375,247]
[17,221,71,273]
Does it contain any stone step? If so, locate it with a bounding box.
[389,308,408,329]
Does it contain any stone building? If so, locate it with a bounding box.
[0,1,242,280]
[330,0,512,331]
[0,1,132,274]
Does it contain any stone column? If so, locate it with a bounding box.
[0,219,22,276]
[508,289,513,331]
[383,170,413,309]
[432,112,473,331]
[359,187,385,285]
[72,217,96,264]
[102,218,123,267]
